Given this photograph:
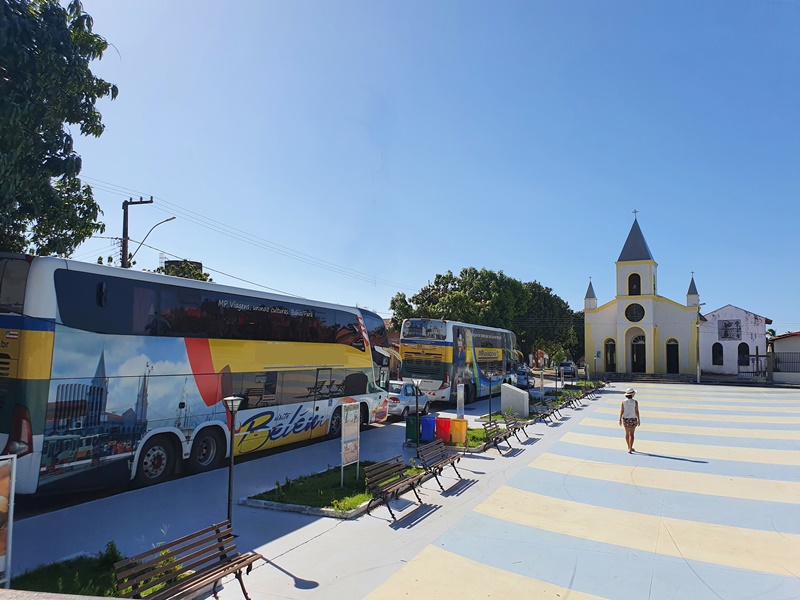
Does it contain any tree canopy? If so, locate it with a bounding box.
[1,0,117,255]
[389,268,584,364]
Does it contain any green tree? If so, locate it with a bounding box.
[390,268,579,362]
[155,260,213,282]
[1,0,118,255]
[766,328,776,338]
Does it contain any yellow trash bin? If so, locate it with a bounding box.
[450,418,468,445]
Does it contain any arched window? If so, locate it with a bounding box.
[712,342,723,366]
[628,273,641,296]
[604,338,616,372]
[738,342,750,366]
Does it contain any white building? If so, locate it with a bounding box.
[699,305,771,376]
[769,331,800,384]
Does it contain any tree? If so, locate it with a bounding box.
[1,0,118,255]
[766,328,776,338]
[390,268,580,362]
[155,260,213,282]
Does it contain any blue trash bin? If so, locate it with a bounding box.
[420,415,436,442]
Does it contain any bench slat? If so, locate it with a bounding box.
[113,520,262,600]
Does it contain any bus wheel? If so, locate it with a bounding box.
[360,404,369,429]
[134,435,175,487]
[327,408,343,439]
[188,428,224,474]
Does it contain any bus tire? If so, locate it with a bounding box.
[188,428,224,474]
[327,407,343,439]
[360,403,369,429]
[134,435,176,487]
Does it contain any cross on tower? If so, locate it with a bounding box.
[633,209,639,219]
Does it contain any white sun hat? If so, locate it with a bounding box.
[625,388,636,396]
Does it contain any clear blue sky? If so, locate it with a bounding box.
[72,1,799,334]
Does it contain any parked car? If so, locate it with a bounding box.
[559,361,577,377]
[516,367,529,389]
[386,380,429,417]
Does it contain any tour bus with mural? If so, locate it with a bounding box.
[0,253,389,495]
[399,318,519,407]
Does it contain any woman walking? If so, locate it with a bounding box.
[619,388,641,453]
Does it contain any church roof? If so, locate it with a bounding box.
[687,276,698,296]
[585,281,596,299]
[617,219,654,262]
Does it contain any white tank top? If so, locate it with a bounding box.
[622,398,638,418]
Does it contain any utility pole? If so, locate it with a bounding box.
[121,197,153,268]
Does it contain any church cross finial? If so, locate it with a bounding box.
[691,271,694,278]
[633,209,639,220]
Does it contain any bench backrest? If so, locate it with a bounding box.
[114,521,236,598]
[417,440,447,464]
[365,456,407,492]
[483,421,502,437]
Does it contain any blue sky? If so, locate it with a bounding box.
[71,1,800,334]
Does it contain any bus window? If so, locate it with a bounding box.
[0,257,29,313]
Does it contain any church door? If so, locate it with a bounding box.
[631,335,646,373]
[666,339,679,374]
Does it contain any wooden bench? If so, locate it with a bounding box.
[531,403,556,424]
[365,455,425,520]
[416,439,462,491]
[482,421,513,454]
[114,520,262,600]
[502,413,536,441]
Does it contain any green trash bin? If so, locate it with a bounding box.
[405,415,420,443]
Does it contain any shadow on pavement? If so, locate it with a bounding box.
[636,452,708,464]
[263,558,320,590]
[441,478,479,497]
[390,503,442,529]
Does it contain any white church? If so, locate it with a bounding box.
[584,218,768,378]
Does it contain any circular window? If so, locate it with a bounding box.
[625,303,645,322]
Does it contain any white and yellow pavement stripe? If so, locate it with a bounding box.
[529,452,800,504]
[475,486,800,577]
[581,417,800,441]
[620,402,800,414]
[609,394,799,405]
[562,431,800,466]
[366,545,607,600]
[596,406,800,424]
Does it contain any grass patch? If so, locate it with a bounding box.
[12,541,121,596]
[250,462,424,512]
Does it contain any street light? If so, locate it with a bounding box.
[487,371,494,423]
[223,396,243,525]
[129,216,176,265]
[411,380,422,447]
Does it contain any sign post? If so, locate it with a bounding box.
[0,455,16,589]
[341,402,361,487]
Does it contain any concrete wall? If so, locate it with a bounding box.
[700,306,767,375]
[500,383,529,418]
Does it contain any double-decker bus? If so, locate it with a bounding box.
[399,318,519,407]
[0,253,389,495]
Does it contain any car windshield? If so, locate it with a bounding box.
[388,383,403,394]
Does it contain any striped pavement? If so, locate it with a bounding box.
[366,384,800,600]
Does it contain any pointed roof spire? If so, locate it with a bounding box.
[585,279,596,299]
[687,272,698,296]
[618,217,654,262]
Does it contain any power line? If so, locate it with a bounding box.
[82,176,417,291]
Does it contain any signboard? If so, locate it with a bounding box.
[0,455,16,589]
[341,402,360,486]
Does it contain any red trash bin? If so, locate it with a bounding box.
[435,417,451,442]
